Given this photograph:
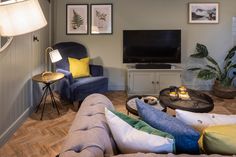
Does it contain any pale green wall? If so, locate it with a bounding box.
[53,0,236,90]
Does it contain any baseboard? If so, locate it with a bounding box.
[0,107,32,147]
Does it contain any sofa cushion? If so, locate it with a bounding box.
[69,76,108,101]
[198,125,236,155]
[176,109,236,132]
[105,108,175,154]
[136,99,200,154]
[71,76,108,92]
[68,57,90,78]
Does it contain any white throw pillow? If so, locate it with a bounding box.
[176,109,236,132]
[105,108,175,154]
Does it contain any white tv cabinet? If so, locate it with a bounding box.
[127,67,183,96]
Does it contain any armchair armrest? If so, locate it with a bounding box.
[90,64,103,76]
[56,69,73,84]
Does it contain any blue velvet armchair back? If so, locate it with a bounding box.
[53,42,88,71]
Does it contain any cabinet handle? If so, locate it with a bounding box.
[152,81,155,84]
[156,81,159,84]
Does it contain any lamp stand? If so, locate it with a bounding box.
[43,47,54,76]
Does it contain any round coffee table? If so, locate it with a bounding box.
[126,95,166,116]
[159,88,214,113]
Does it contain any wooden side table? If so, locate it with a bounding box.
[32,72,64,120]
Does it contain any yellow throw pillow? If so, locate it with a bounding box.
[68,57,90,78]
[198,125,236,155]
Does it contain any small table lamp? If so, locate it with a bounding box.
[43,47,62,76]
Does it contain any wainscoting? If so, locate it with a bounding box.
[0,0,50,146]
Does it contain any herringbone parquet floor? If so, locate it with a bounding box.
[0,91,236,157]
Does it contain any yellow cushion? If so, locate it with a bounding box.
[198,125,236,155]
[68,57,90,78]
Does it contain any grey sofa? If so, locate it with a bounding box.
[59,94,232,157]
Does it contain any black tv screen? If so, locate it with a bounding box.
[123,30,181,63]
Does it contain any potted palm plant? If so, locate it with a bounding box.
[188,43,236,99]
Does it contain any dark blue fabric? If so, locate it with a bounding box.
[136,99,200,154]
[70,76,108,101]
[53,42,108,102]
[55,77,71,101]
[53,42,87,71]
[90,65,103,76]
[56,69,73,84]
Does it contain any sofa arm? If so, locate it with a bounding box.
[90,64,103,76]
[56,69,73,84]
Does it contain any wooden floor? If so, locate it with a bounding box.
[0,91,236,157]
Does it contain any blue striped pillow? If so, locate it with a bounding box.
[136,99,200,154]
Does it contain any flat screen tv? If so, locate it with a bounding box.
[123,30,181,63]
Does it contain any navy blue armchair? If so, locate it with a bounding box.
[53,42,108,104]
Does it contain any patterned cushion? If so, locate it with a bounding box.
[105,108,175,154]
[176,109,236,132]
[136,99,200,154]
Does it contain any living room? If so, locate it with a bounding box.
[0,0,236,156]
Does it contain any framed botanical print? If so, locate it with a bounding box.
[188,3,219,24]
[66,4,88,34]
[90,4,113,34]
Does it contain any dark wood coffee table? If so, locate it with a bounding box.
[159,88,214,113]
[126,95,166,116]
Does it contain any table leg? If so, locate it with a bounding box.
[48,85,60,115]
[40,86,49,120]
[35,84,47,113]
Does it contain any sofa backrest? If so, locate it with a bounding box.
[53,42,88,71]
[59,94,118,157]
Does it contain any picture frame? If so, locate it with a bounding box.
[66,4,88,34]
[188,3,219,24]
[90,4,113,35]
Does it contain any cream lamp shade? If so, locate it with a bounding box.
[49,49,62,63]
[0,0,47,36]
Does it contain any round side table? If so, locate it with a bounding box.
[32,72,64,120]
[159,88,214,113]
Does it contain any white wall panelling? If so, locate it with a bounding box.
[0,0,50,146]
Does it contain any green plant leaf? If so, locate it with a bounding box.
[190,43,208,58]
[229,63,236,69]
[187,68,202,71]
[206,56,218,66]
[206,65,217,72]
[220,77,233,87]
[197,69,217,80]
[224,46,236,61]
[225,61,232,68]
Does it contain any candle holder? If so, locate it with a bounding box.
[168,86,191,101]
[178,86,191,100]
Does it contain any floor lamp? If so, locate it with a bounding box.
[0,0,47,42]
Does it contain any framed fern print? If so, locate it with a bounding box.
[90,4,113,35]
[66,4,88,34]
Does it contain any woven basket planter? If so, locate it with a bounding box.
[212,81,236,99]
